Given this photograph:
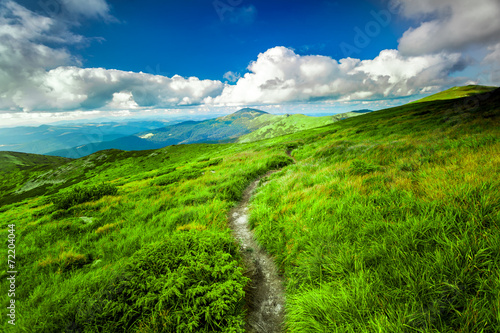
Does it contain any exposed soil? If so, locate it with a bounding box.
[229,171,285,333]
[286,150,297,163]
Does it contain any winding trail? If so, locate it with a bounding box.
[229,171,285,333]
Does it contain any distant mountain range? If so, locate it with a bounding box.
[47,109,371,158]
[2,85,496,160]
[0,121,172,155]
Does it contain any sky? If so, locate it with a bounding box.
[0,0,499,126]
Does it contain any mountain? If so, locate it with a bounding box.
[0,120,173,155]
[411,85,498,104]
[48,108,371,158]
[1,87,499,332]
[47,108,276,158]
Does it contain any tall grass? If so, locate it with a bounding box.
[249,91,500,332]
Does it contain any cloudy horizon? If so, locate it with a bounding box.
[1,0,499,126]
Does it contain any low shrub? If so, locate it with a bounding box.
[266,155,294,169]
[73,230,248,332]
[52,183,118,210]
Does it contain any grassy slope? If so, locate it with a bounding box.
[238,111,366,143]
[250,89,500,332]
[1,87,499,332]
[0,151,71,173]
[0,152,73,206]
[0,141,293,332]
[411,85,498,104]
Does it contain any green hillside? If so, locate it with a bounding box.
[1,87,499,332]
[238,111,369,143]
[0,151,71,173]
[411,85,497,104]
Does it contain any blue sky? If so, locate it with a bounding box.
[1,0,499,126]
[76,0,402,79]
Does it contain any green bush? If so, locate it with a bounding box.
[266,155,294,169]
[73,231,248,332]
[52,183,118,210]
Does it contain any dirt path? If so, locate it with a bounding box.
[229,171,285,333]
[286,150,297,163]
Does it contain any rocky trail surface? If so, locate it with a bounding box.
[229,171,285,333]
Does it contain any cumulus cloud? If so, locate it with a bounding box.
[209,46,466,105]
[0,1,223,112]
[0,1,485,114]
[8,66,224,112]
[18,47,463,110]
[395,0,500,55]
[0,1,83,111]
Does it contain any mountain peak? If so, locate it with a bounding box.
[221,108,269,120]
[233,108,268,115]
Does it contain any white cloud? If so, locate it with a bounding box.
[395,0,500,55]
[223,71,240,82]
[0,1,488,115]
[484,43,500,64]
[6,66,224,112]
[209,46,466,105]
[483,42,500,83]
[0,1,223,112]
[60,0,113,21]
[0,1,84,112]
[107,91,140,109]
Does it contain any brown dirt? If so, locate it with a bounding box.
[229,171,285,333]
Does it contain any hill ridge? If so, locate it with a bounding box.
[48,108,363,158]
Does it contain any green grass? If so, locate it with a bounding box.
[249,89,500,332]
[411,85,497,104]
[0,140,294,332]
[1,86,499,332]
[238,112,365,143]
[0,151,71,173]
[52,183,118,210]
